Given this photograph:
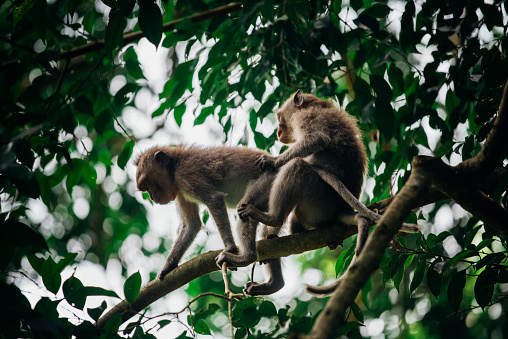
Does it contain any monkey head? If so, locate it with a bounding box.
[135,149,180,204]
[276,90,334,144]
[275,90,303,144]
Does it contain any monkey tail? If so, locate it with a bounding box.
[304,279,342,296]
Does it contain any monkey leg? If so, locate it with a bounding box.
[215,219,258,267]
[244,223,286,295]
[238,158,314,227]
[216,173,273,268]
[313,167,421,233]
[244,257,285,295]
[205,192,238,254]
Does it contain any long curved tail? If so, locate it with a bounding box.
[305,278,342,296]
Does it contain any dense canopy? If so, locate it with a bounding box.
[1,0,508,338]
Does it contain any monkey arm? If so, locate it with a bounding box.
[203,192,237,254]
[275,131,331,167]
[159,197,201,280]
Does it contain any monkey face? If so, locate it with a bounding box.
[136,154,180,204]
[276,110,296,144]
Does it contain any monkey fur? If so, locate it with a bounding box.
[235,90,371,296]
[135,145,276,280]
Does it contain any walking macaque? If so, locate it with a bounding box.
[135,145,275,280]
[231,90,417,296]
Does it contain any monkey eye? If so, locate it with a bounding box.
[140,183,149,191]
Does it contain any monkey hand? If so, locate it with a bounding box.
[255,154,277,171]
[237,203,255,221]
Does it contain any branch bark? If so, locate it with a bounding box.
[308,80,508,338]
[309,156,432,339]
[96,223,356,328]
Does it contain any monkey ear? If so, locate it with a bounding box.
[154,151,171,166]
[294,89,304,108]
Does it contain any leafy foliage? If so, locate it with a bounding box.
[1,0,508,338]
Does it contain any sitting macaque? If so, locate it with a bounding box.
[229,90,370,295]
[135,145,276,280]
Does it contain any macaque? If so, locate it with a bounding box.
[135,145,275,280]
[233,90,369,295]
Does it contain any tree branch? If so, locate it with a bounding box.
[1,2,244,69]
[96,223,356,329]
[309,156,432,339]
[459,79,508,176]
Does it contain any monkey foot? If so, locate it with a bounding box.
[244,280,284,296]
[215,250,256,269]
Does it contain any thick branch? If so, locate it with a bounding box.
[459,79,508,176]
[309,156,432,339]
[422,158,508,235]
[96,223,356,329]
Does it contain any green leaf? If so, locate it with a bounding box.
[427,262,443,299]
[138,0,163,47]
[258,301,277,317]
[103,313,123,335]
[173,104,186,126]
[33,0,49,42]
[13,0,36,26]
[448,249,478,266]
[410,260,426,293]
[374,100,395,139]
[335,244,356,276]
[404,254,415,267]
[63,276,86,310]
[87,301,107,321]
[124,271,142,303]
[436,140,454,158]
[193,319,211,335]
[361,3,391,18]
[447,270,466,312]
[117,140,135,170]
[474,268,498,309]
[6,164,40,199]
[105,11,127,54]
[194,106,215,126]
[350,302,364,323]
[41,257,61,294]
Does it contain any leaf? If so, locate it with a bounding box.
[105,11,127,54]
[374,100,395,139]
[87,301,107,321]
[448,249,478,266]
[474,268,498,309]
[33,0,49,42]
[138,0,163,47]
[6,164,40,199]
[194,106,215,126]
[124,271,142,303]
[427,262,443,299]
[41,257,61,294]
[63,276,86,310]
[13,0,36,26]
[436,140,454,158]
[447,270,466,312]
[258,301,277,317]
[117,140,135,170]
[410,260,426,293]
[350,302,364,323]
